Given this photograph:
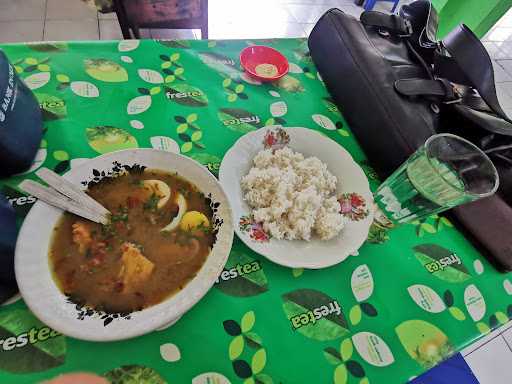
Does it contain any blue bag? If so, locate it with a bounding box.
[0,194,17,301]
[0,49,43,177]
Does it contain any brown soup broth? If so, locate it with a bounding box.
[49,170,214,313]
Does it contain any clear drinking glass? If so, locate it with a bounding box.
[374,133,500,224]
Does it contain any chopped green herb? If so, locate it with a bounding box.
[143,193,159,212]
[101,223,116,237]
[196,221,211,234]
[176,229,199,245]
[178,187,191,198]
[111,206,129,222]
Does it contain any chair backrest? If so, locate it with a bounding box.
[122,0,205,26]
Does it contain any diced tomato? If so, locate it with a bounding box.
[114,281,124,293]
[64,270,76,290]
[127,196,140,209]
[93,241,107,256]
[90,257,101,267]
[84,241,107,268]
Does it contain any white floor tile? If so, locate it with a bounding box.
[46,0,98,20]
[501,326,512,348]
[303,23,316,36]
[493,61,512,82]
[483,42,501,59]
[0,20,44,43]
[497,10,512,28]
[210,0,296,24]
[373,2,396,13]
[498,81,512,97]
[0,0,46,21]
[496,83,512,110]
[462,323,510,356]
[44,20,99,41]
[278,0,343,4]
[494,42,512,60]
[99,19,123,40]
[486,27,512,43]
[98,12,117,20]
[150,29,198,40]
[465,336,512,384]
[497,60,512,79]
[341,5,364,18]
[286,4,332,23]
[210,22,306,39]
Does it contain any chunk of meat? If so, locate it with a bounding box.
[72,222,92,254]
[118,242,154,293]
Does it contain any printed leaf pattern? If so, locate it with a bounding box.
[351,264,374,303]
[241,311,255,333]
[215,249,268,297]
[218,108,263,133]
[407,285,446,313]
[413,244,471,283]
[282,289,348,341]
[352,332,394,367]
[0,310,66,373]
[396,320,453,369]
[464,284,486,322]
[223,311,272,382]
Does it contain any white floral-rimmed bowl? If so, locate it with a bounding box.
[15,149,233,341]
[219,127,373,269]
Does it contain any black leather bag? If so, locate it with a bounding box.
[308,1,512,270]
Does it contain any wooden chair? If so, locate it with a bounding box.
[113,0,208,39]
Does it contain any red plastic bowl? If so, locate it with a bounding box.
[240,45,289,82]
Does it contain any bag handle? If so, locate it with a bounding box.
[360,11,413,36]
[442,24,511,123]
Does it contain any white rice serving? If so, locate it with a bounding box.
[241,146,345,241]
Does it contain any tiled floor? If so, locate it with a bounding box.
[483,8,512,118]
[463,321,512,384]
[0,0,397,42]
[1,0,512,383]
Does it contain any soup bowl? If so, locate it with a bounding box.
[15,149,233,341]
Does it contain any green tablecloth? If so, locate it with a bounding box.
[0,38,510,384]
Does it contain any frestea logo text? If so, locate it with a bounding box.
[222,115,260,126]
[0,327,61,352]
[202,57,235,66]
[166,89,204,99]
[424,253,461,273]
[215,260,262,283]
[290,300,342,330]
[40,99,65,110]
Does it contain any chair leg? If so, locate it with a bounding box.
[391,0,399,13]
[132,25,141,39]
[113,0,132,39]
[201,24,208,39]
[201,0,208,39]
[364,0,377,11]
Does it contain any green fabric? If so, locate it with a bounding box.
[0,38,510,384]
[432,0,512,38]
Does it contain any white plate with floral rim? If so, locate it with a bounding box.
[219,127,374,269]
[15,149,233,341]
